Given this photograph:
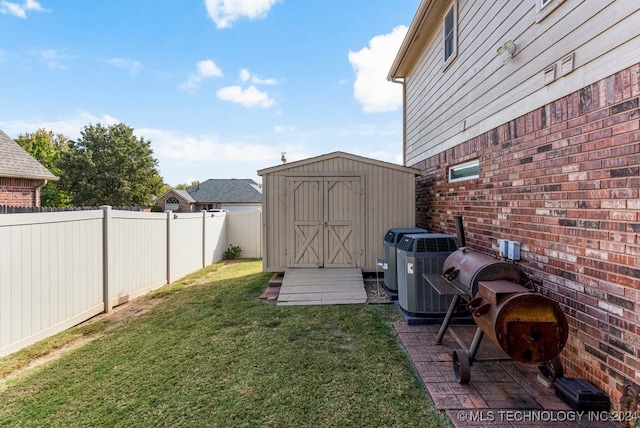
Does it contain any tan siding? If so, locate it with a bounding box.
[404,0,640,165]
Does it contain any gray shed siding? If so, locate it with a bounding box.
[258,152,419,272]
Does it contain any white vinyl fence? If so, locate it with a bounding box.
[0,208,261,357]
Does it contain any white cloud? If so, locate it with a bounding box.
[0,111,119,139]
[239,68,276,85]
[251,75,276,85]
[366,150,403,165]
[239,68,251,82]
[35,49,72,69]
[144,128,279,163]
[107,58,143,75]
[217,85,274,108]
[180,59,223,90]
[198,59,222,77]
[0,0,45,18]
[274,125,295,134]
[204,0,278,29]
[348,25,407,113]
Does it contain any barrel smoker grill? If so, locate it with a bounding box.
[425,247,569,384]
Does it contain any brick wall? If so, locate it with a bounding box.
[0,177,42,207]
[154,192,195,213]
[412,63,640,405]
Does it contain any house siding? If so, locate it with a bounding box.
[412,63,640,404]
[0,177,43,207]
[403,0,640,168]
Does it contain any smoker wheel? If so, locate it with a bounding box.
[537,356,564,381]
[453,349,471,384]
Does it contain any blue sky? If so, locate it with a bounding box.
[0,0,420,185]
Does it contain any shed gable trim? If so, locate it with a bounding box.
[257,151,420,176]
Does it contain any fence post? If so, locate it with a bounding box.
[166,210,172,284]
[202,210,207,268]
[256,210,263,259]
[101,205,113,313]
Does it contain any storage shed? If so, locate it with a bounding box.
[257,151,420,273]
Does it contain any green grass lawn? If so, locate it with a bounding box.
[0,260,451,427]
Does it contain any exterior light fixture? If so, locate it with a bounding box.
[497,40,516,62]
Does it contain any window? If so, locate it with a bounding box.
[536,0,565,22]
[449,159,479,182]
[165,197,179,211]
[443,3,457,64]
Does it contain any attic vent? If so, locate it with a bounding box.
[560,53,574,76]
[543,64,556,85]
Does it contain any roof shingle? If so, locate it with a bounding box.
[187,179,262,203]
[0,129,58,181]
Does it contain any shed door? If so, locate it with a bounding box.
[287,177,362,268]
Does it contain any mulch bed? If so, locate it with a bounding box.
[364,279,392,304]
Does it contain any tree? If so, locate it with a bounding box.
[59,123,164,206]
[15,129,72,207]
[174,180,199,190]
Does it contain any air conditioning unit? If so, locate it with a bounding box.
[382,228,427,299]
[396,233,460,316]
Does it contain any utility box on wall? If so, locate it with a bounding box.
[499,239,521,261]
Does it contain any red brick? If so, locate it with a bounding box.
[413,63,640,401]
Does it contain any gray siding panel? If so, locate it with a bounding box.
[404,0,640,165]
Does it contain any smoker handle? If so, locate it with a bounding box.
[467,296,491,316]
[443,267,459,281]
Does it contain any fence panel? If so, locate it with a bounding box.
[168,213,205,283]
[0,211,104,357]
[204,212,227,266]
[0,207,260,357]
[226,210,262,258]
[109,210,168,306]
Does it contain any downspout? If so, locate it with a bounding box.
[36,179,48,207]
[390,77,407,167]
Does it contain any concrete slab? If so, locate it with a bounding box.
[277,268,367,306]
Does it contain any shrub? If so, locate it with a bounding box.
[224,244,242,260]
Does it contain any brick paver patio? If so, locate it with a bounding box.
[394,323,617,428]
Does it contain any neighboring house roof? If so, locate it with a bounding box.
[257,151,420,176]
[0,129,59,181]
[187,179,262,204]
[171,189,196,203]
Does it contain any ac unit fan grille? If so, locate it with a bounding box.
[384,231,397,243]
[397,236,415,252]
[417,238,458,253]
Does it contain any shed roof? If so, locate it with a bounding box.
[187,178,262,203]
[0,129,59,181]
[257,151,421,176]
